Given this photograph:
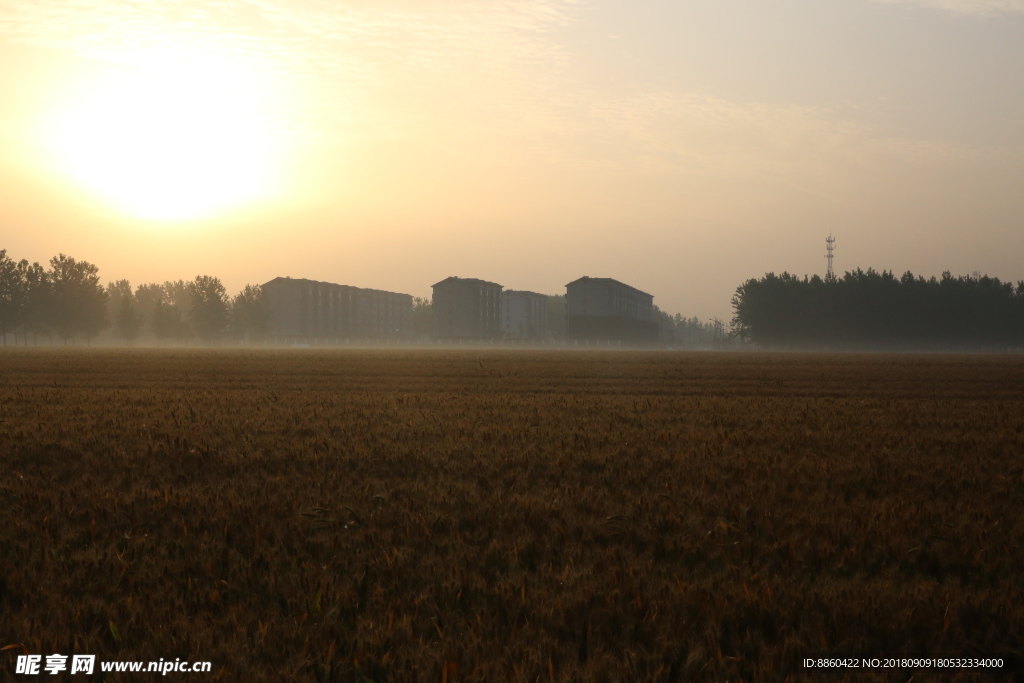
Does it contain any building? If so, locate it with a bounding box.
[432,277,502,340]
[565,276,658,344]
[501,290,548,339]
[261,277,412,342]
[354,288,412,338]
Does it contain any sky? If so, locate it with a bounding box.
[0,0,1021,320]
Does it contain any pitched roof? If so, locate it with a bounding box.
[565,276,652,298]
[260,276,411,298]
[431,276,503,289]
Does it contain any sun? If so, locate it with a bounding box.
[41,51,287,222]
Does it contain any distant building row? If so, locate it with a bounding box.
[262,275,658,344]
[262,277,412,341]
[431,276,658,343]
[431,277,551,340]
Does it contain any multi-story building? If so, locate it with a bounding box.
[565,276,658,344]
[501,290,549,339]
[432,277,502,340]
[261,277,412,342]
[355,288,412,338]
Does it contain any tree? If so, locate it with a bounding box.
[652,305,676,344]
[106,279,132,313]
[188,275,228,343]
[412,297,432,337]
[115,297,143,343]
[546,294,566,340]
[0,250,27,345]
[152,300,188,344]
[160,280,194,342]
[107,280,142,343]
[20,261,52,344]
[230,284,270,344]
[48,254,108,344]
[108,281,143,343]
[134,283,164,338]
[162,280,192,317]
[732,269,1024,351]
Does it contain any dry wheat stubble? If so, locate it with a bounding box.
[0,349,1022,682]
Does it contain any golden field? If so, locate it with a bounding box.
[1,349,1022,682]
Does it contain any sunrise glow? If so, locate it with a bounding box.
[40,51,286,221]
[1,0,1021,316]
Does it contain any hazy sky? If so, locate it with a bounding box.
[1,0,1021,319]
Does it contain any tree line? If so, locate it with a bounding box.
[0,250,269,346]
[653,308,729,348]
[731,268,1024,350]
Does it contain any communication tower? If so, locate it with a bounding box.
[825,234,836,281]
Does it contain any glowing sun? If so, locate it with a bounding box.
[42,53,286,222]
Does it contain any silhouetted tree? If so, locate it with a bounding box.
[19,261,52,345]
[0,250,27,346]
[412,297,432,336]
[732,269,1024,350]
[653,305,676,344]
[188,275,228,343]
[162,280,192,319]
[160,280,194,342]
[47,254,108,344]
[230,284,270,344]
[152,300,189,344]
[134,283,164,337]
[116,297,143,343]
[107,280,143,343]
[657,313,719,348]
[546,294,566,340]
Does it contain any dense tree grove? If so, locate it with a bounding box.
[0,249,267,346]
[732,269,1024,350]
[0,251,108,345]
[107,279,143,342]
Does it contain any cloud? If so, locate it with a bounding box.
[0,0,580,82]
[867,0,1024,16]
[575,87,1023,219]
[0,0,584,147]
[2,0,1018,210]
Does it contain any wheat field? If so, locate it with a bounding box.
[1,349,1022,681]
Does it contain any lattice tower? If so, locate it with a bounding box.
[825,234,836,281]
